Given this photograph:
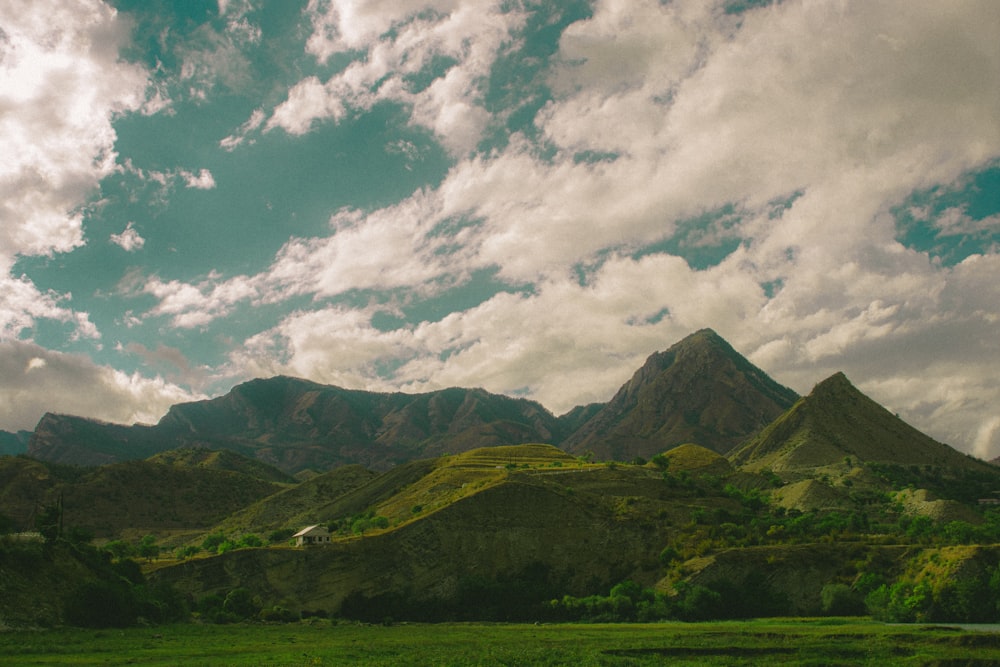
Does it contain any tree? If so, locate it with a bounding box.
[202,532,226,552]
[223,588,260,619]
[240,534,263,548]
[104,539,135,561]
[35,502,62,542]
[137,535,160,562]
[821,583,864,616]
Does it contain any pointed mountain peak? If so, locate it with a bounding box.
[730,370,985,474]
[810,371,854,396]
[563,330,798,460]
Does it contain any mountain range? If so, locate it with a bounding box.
[17,329,800,475]
[5,328,1000,627]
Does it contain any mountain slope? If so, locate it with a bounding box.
[562,329,798,460]
[149,444,748,619]
[27,378,563,475]
[146,448,296,484]
[729,372,989,475]
[0,454,287,539]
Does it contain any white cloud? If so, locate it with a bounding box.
[266,75,346,135]
[110,221,145,252]
[180,168,217,190]
[267,1,525,155]
[0,340,202,431]
[220,107,266,150]
[0,0,148,266]
[0,0,149,345]
[146,0,1000,458]
[0,273,98,342]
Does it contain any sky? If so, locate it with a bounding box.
[2,0,999,458]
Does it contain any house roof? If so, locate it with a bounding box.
[292,524,329,538]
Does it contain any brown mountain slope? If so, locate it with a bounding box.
[147,448,295,484]
[728,372,989,475]
[27,378,564,475]
[562,329,798,461]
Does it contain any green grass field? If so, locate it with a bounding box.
[4,619,1000,666]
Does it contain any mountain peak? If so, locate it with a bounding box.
[562,330,798,460]
[811,371,853,395]
[730,370,984,474]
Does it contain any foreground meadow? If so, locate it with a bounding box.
[3,619,1000,666]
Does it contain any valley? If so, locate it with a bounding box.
[3,329,1000,631]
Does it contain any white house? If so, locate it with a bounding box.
[292,524,331,546]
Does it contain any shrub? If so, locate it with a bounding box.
[267,528,295,544]
[240,534,263,548]
[820,583,864,616]
[176,545,200,559]
[223,588,260,619]
[201,532,226,552]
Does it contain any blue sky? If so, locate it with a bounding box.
[2,0,999,458]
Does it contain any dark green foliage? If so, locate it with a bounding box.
[240,534,263,548]
[103,539,134,560]
[864,558,1000,624]
[223,588,260,619]
[195,593,237,624]
[201,532,226,552]
[548,573,788,623]
[267,527,295,544]
[338,510,391,536]
[35,503,62,542]
[867,462,1000,504]
[659,546,680,567]
[340,562,562,623]
[820,583,865,616]
[64,581,138,628]
[65,525,94,545]
[176,545,200,559]
[0,513,15,535]
[137,534,160,561]
[672,582,724,621]
[111,558,144,586]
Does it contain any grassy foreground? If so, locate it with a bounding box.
[4,619,1000,666]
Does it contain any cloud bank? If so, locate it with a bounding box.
[3,0,999,460]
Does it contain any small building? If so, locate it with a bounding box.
[292,524,331,546]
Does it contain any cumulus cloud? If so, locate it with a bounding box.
[0,0,150,346]
[0,340,202,431]
[0,0,148,268]
[110,222,145,252]
[130,0,1000,457]
[180,168,217,190]
[262,0,525,155]
[0,274,84,340]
